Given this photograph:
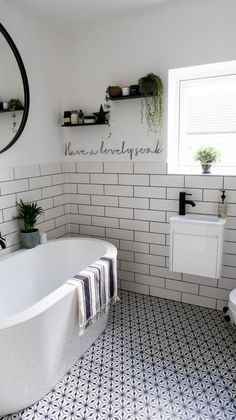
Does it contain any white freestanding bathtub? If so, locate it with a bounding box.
[0,238,117,416]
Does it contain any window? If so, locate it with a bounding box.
[168,61,236,174]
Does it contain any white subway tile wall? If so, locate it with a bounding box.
[0,163,68,252]
[1,161,236,311]
[66,162,235,310]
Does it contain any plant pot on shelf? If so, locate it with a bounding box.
[201,163,212,174]
[121,87,130,96]
[107,86,122,98]
[20,229,40,249]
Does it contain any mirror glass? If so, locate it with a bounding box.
[0,24,29,154]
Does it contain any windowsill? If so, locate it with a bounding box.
[168,166,236,176]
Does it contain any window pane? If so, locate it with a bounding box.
[178,75,236,168]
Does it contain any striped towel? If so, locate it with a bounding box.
[67,256,118,335]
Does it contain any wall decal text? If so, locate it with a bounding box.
[65,140,163,160]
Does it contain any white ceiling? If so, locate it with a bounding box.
[5,0,176,27]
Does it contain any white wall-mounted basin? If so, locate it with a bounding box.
[170,214,226,226]
[169,214,226,279]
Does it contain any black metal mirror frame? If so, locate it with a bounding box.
[0,23,30,154]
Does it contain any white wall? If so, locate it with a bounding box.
[0,40,24,151]
[0,40,23,100]
[1,0,236,166]
[0,0,64,168]
[58,0,236,309]
[60,0,236,161]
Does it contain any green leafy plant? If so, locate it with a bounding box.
[9,99,19,110]
[16,199,44,233]
[104,87,111,117]
[138,73,163,134]
[104,86,112,139]
[9,99,18,133]
[194,146,220,164]
[11,110,17,133]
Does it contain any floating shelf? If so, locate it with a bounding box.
[0,107,24,113]
[109,94,150,101]
[61,122,108,127]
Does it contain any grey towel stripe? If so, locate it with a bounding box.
[100,257,114,299]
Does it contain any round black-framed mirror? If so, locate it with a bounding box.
[0,23,30,154]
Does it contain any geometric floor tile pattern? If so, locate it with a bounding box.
[3,290,236,420]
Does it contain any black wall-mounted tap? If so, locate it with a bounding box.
[0,232,6,249]
[179,192,196,215]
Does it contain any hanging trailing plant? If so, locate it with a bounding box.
[9,98,18,133]
[104,86,111,115]
[104,86,112,139]
[138,73,163,134]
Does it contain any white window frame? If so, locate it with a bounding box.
[168,60,236,175]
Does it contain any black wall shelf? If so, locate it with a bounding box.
[109,94,150,101]
[62,122,108,127]
[0,107,24,113]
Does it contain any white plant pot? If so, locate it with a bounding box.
[122,87,130,96]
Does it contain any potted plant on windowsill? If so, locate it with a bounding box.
[194,146,220,174]
[16,199,44,248]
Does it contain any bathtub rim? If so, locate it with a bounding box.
[0,237,117,330]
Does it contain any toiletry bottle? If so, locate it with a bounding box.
[78,109,84,125]
[71,110,78,125]
[63,111,71,126]
[218,190,227,218]
[39,232,47,244]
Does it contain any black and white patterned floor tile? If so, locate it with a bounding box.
[2,290,236,420]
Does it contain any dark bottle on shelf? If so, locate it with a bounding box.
[78,109,84,125]
[63,111,71,126]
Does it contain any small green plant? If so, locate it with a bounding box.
[9,99,18,111]
[194,146,220,164]
[138,73,163,134]
[16,199,44,232]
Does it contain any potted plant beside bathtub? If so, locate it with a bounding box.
[16,199,44,248]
